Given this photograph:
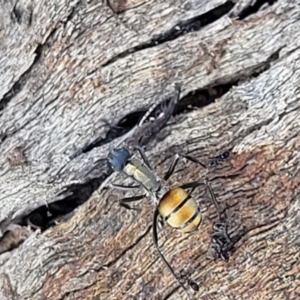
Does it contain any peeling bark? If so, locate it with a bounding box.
[0,0,300,299]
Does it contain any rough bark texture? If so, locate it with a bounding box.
[1,0,300,299]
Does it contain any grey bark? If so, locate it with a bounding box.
[0,0,300,299]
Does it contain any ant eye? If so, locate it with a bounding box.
[221,151,230,159]
[190,281,199,291]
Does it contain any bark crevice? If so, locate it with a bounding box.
[103,1,236,67]
[238,0,278,20]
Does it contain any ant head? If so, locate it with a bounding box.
[107,147,131,171]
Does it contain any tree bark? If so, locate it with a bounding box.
[1,0,300,299]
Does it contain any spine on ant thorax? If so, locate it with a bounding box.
[123,157,163,194]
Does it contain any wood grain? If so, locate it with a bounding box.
[0,0,300,299]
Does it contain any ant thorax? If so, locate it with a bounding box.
[124,157,160,189]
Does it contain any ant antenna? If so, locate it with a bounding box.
[114,84,181,148]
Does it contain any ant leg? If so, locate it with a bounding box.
[99,118,122,132]
[115,91,170,149]
[136,85,181,147]
[157,214,165,229]
[110,183,144,209]
[137,84,180,131]
[180,179,232,262]
[179,180,221,214]
[119,194,146,210]
[133,146,151,169]
[110,183,140,191]
[180,180,231,261]
[153,207,198,300]
[164,153,206,181]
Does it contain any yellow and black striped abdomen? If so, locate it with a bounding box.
[158,188,202,233]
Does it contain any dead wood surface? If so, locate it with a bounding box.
[1,0,300,299]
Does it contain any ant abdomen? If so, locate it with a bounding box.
[158,188,202,233]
